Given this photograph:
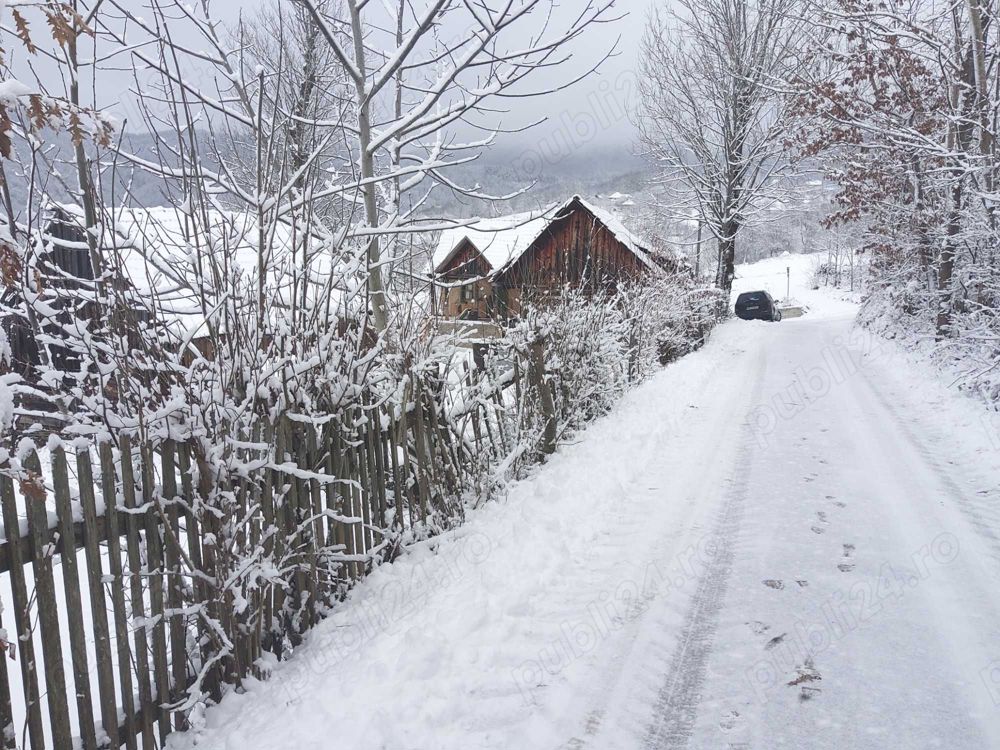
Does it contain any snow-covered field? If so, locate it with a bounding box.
[169,254,1000,749]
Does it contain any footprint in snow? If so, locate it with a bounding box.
[795,580,809,587]
[762,579,784,590]
[764,633,787,650]
[747,620,771,635]
[719,710,741,733]
[812,510,829,534]
[583,711,603,736]
[837,563,855,572]
[843,543,855,557]
[788,658,822,702]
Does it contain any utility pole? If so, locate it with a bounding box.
[786,266,791,301]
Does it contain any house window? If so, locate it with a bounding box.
[460,284,476,303]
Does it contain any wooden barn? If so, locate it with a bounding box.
[433,195,676,321]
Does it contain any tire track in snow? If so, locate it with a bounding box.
[558,330,767,750]
[846,339,1000,749]
[856,364,1000,566]
[642,350,768,750]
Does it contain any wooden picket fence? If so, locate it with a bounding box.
[0,295,721,748]
[0,356,539,749]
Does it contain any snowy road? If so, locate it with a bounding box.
[171,274,1000,750]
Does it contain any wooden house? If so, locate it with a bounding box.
[433,195,676,321]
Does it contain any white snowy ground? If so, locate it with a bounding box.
[170,253,1000,750]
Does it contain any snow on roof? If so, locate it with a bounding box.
[571,196,655,270]
[433,196,656,277]
[47,203,348,336]
[432,209,551,275]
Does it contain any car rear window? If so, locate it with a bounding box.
[737,293,764,303]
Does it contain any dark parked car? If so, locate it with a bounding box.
[735,291,782,322]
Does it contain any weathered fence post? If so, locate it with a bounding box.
[192,442,227,702]
[160,440,189,731]
[0,460,42,750]
[51,445,98,750]
[0,606,13,750]
[23,449,73,749]
[99,440,138,750]
[140,443,171,744]
[77,445,121,748]
[119,435,157,750]
[528,339,557,455]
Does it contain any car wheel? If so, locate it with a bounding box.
[775,310,782,322]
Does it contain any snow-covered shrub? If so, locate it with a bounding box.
[851,226,1000,404]
[492,274,725,466]
[623,274,727,371]
[513,287,630,432]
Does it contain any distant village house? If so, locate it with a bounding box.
[433,195,679,321]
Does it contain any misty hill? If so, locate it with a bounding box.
[418,142,652,218]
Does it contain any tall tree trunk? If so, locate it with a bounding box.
[967,0,994,196]
[716,220,738,291]
[347,0,389,335]
[695,218,703,279]
[939,178,960,337]
[938,27,977,339]
[717,84,747,293]
[909,152,935,291]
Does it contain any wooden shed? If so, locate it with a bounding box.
[433,195,674,321]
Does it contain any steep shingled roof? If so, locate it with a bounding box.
[432,196,657,277]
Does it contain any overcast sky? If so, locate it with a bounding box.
[470,0,657,153]
[189,0,655,155]
[9,0,656,160]
[508,0,664,151]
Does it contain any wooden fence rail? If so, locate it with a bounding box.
[0,352,549,749]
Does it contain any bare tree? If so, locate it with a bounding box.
[295,0,621,334]
[795,0,1000,340]
[637,0,810,291]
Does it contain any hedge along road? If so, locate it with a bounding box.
[167,280,1000,750]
